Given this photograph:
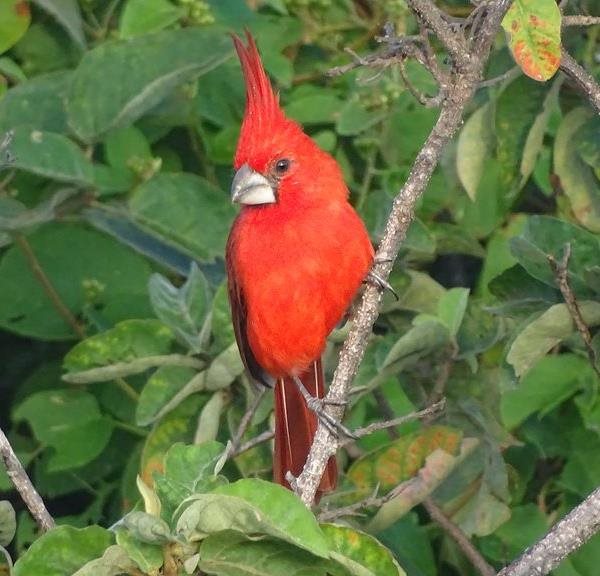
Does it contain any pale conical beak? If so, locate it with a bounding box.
[230,163,276,205]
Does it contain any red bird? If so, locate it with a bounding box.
[226,32,373,496]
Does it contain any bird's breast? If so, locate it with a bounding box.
[231,202,373,377]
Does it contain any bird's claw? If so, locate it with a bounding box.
[292,376,356,439]
[366,270,399,301]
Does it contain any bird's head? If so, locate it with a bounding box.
[231,32,345,209]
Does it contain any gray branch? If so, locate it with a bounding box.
[0,427,54,532]
[560,49,600,114]
[497,486,600,576]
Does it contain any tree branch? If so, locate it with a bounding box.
[560,48,600,114]
[497,486,600,576]
[0,427,54,532]
[424,498,495,576]
[295,0,514,507]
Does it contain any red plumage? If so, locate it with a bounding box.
[226,32,373,496]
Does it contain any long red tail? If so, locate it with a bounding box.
[273,358,337,498]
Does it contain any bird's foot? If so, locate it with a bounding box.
[292,376,356,439]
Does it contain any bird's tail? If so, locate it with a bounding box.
[273,358,337,499]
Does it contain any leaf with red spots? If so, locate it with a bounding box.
[0,0,30,55]
[347,425,462,495]
[501,0,561,81]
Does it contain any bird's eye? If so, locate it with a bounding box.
[274,158,290,176]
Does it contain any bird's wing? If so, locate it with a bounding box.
[226,238,274,389]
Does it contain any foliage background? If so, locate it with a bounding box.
[0,0,599,574]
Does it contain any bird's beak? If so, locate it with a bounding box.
[231,163,276,205]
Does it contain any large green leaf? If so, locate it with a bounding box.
[154,441,227,522]
[0,71,70,133]
[0,224,153,340]
[554,107,600,232]
[9,126,94,186]
[501,355,596,428]
[13,526,112,576]
[13,389,113,472]
[129,172,235,263]
[67,27,232,141]
[510,216,600,295]
[506,302,600,376]
[198,531,330,576]
[64,319,174,373]
[495,75,548,195]
[178,479,330,559]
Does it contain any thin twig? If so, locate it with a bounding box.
[62,354,205,384]
[13,233,86,339]
[498,486,600,576]
[562,15,600,26]
[478,66,520,88]
[230,388,267,453]
[398,58,444,107]
[424,498,495,576]
[547,244,600,378]
[230,430,274,458]
[0,427,54,532]
[346,398,446,442]
[559,48,600,114]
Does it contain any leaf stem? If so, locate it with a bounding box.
[13,233,86,339]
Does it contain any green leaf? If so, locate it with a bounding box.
[479,504,547,564]
[67,28,232,141]
[510,216,600,294]
[501,0,561,81]
[9,126,95,185]
[115,531,163,574]
[0,223,152,340]
[198,531,330,576]
[0,502,16,547]
[501,355,595,428]
[64,319,173,372]
[506,301,600,376]
[285,87,343,125]
[136,365,197,426]
[178,479,330,558]
[495,75,548,194]
[0,71,70,133]
[103,125,152,172]
[13,525,113,576]
[13,389,113,471]
[196,390,227,444]
[122,512,172,544]
[336,100,385,136]
[154,441,227,523]
[554,107,600,232]
[119,0,184,38]
[382,320,450,370]
[0,0,30,55]
[148,263,212,353]
[72,545,137,576]
[322,524,406,576]
[31,0,85,48]
[129,172,235,263]
[456,103,494,200]
[437,288,470,337]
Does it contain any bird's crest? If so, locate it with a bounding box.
[232,31,292,170]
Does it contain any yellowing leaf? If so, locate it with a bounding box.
[502,0,561,81]
[0,0,30,55]
[347,426,462,494]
